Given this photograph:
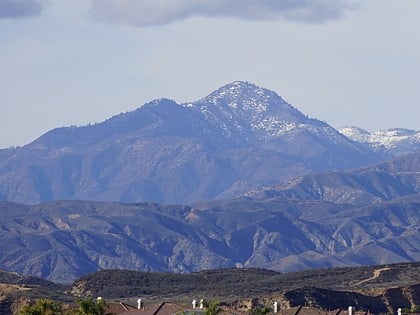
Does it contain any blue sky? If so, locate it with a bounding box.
[1,0,419,148]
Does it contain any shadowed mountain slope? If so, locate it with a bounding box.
[245,151,420,205]
[1,190,419,283]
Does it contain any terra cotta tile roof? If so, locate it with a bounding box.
[117,302,186,315]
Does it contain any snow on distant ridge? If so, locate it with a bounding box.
[339,126,420,152]
[339,126,372,143]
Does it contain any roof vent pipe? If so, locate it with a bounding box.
[137,298,142,310]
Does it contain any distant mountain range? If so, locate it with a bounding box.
[0,81,419,284]
[1,150,420,283]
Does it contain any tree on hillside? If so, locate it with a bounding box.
[73,297,108,315]
[18,298,63,315]
[248,305,271,315]
[203,301,221,315]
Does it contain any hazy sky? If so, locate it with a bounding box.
[1,0,419,148]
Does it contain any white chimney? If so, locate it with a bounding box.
[192,300,197,309]
[398,308,402,315]
[348,306,354,315]
[200,299,204,309]
[273,302,278,313]
[137,298,142,309]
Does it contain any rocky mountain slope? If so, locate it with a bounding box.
[1,150,420,283]
[0,81,381,205]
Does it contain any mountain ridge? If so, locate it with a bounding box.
[244,150,420,205]
[1,172,419,283]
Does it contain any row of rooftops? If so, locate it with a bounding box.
[103,301,419,315]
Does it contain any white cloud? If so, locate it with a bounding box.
[89,0,357,27]
[0,0,45,19]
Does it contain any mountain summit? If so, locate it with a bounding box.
[193,81,301,122]
[186,81,310,142]
[0,82,380,204]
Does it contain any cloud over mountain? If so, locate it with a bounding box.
[89,0,356,27]
[0,0,44,19]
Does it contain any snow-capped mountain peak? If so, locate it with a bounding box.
[201,81,280,109]
[182,81,314,141]
[196,81,290,115]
